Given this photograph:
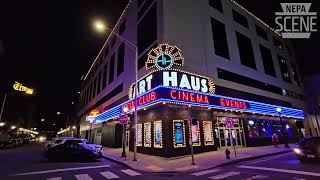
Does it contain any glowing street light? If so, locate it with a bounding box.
[72,126,76,129]
[11,125,16,130]
[0,122,5,127]
[94,20,106,32]
[56,112,61,115]
[41,118,45,122]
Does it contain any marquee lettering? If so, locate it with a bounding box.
[170,90,209,104]
[219,98,248,109]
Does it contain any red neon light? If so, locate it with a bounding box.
[122,91,157,111]
[170,90,209,104]
[219,98,248,109]
[89,109,100,116]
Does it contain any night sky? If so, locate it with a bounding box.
[0,0,319,130]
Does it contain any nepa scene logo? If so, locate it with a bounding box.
[275,3,318,39]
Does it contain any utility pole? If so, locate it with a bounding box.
[188,107,195,165]
[0,93,7,122]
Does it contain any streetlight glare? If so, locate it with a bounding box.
[0,122,5,127]
[94,20,106,32]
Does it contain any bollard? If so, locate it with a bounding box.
[225,148,231,159]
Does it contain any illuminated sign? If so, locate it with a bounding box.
[86,109,100,123]
[13,82,33,94]
[129,69,215,99]
[89,109,100,116]
[145,44,184,70]
[219,98,248,109]
[95,86,304,124]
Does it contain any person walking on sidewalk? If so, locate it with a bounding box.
[272,133,279,148]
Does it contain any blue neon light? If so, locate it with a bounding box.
[94,86,304,123]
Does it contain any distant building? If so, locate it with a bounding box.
[78,0,308,157]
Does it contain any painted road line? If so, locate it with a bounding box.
[75,174,93,180]
[238,165,320,177]
[244,174,269,180]
[242,152,291,166]
[191,169,221,176]
[100,171,119,179]
[47,177,62,180]
[121,169,141,176]
[14,165,111,176]
[209,172,241,179]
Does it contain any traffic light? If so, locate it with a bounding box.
[191,119,198,126]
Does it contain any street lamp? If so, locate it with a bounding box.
[56,112,61,115]
[94,20,139,161]
[11,125,16,130]
[0,122,5,127]
[276,107,289,148]
[41,118,45,122]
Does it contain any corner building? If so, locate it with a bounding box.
[79,0,308,157]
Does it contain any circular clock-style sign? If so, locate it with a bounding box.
[155,53,173,70]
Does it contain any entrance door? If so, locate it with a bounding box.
[218,128,243,149]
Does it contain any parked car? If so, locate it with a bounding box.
[293,137,320,162]
[46,140,100,161]
[45,137,76,150]
[78,139,103,157]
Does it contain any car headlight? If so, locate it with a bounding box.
[294,148,302,154]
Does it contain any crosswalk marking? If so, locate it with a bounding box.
[245,175,269,180]
[238,165,320,177]
[75,174,93,180]
[191,169,221,176]
[208,171,240,179]
[121,169,141,176]
[100,171,119,179]
[47,177,62,180]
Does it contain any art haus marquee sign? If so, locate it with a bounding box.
[129,44,215,99]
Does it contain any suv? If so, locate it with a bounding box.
[294,137,320,162]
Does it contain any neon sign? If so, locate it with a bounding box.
[13,82,33,94]
[129,69,215,99]
[219,98,248,109]
[89,109,100,116]
[145,44,184,70]
[170,90,209,104]
[122,91,157,111]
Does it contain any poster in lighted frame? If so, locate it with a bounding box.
[154,121,163,148]
[203,121,214,145]
[144,122,152,147]
[173,120,186,148]
[137,124,142,146]
[189,121,201,146]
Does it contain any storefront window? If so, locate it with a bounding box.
[154,121,163,148]
[173,120,186,148]
[203,121,214,145]
[144,122,152,147]
[247,119,293,138]
[137,124,143,146]
[217,117,240,128]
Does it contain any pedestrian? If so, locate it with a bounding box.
[272,133,278,148]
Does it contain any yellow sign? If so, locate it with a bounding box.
[13,82,34,94]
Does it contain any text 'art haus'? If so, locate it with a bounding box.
[78,0,312,157]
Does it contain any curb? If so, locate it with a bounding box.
[102,149,292,173]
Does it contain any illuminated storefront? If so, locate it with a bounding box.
[89,44,305,157]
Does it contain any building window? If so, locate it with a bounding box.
[138,0,154,20]
[259,45,276,77]
[255,25,268,40]
[278,56,291,83]
[117,42,125,76]
[109,54,115,83]
[232,10,248,28]
[102,63,108,89]
[247,119,273,138]
[144,122,152,147]
[209,0,223,12]
[211,18,230,59]
[236,32,256,69]
[97,71,102,95]
[217,68,282,95]
[119,20,126,35]
[92,77,97,99]
[138,2,157,54]
[273,37,282,49]
[111,36,116,48]
[291,62,300,86]
[138,43,157,70]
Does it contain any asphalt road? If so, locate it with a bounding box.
[1,143,319,180]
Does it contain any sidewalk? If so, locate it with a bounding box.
[102,144,296,173]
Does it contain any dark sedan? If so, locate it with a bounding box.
[46,140,101,162]
[293,137,320,162]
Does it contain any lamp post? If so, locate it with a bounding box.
[0,93,7,123]
[94,20,138,161]
[276,107,289,148]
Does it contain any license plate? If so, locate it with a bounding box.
[307,155,315,158]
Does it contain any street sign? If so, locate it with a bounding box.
[119,114,129,124]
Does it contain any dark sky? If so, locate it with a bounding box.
[0,0,319,130]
